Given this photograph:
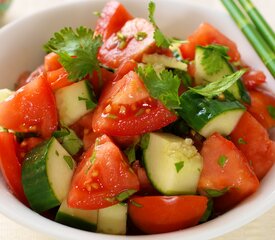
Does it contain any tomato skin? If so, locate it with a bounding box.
[44,52,62,72]
[230,112,275,180]
[94,0,133,41]
[128,196,208,234]
[179,22,240,62]
[46,67,73,91]
[247,89,275,129]
[92,71,177,136]
[242,69,266,90]
[18,137,44,162]
[198,132,259,213]
[0,74,58,138]
[0,132,28,205]
[113,60,137,82]
[67,134,139,210]
[98,18,156,68]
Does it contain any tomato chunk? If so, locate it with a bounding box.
[92,71,177,136]
[179,22,240,62]
[230,112,275,180]
[46,67,73,91]
[242,69,266,90]
[198,132,259,213]
[247,89,275,129]
[95,0,133,41]
[98,18,156,68]
[0,74,58,138]
[0,132,28,204]
[128,196,208,234]
[44,52,62,72]
[67,134,139,210]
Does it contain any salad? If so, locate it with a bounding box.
[0,0,274,235]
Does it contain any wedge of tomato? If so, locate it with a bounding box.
[179,22,240,62]
[98,18,156,68]
[230,111,275,180]
[0,74,58,138]
[0,132,28,205]
[94,0,133,41]
[247,89,275,129]
[242,68,266,90]
[92,71,177,136]
[128,196,208,234]
[198,132,259,213]
[67,134,139,210]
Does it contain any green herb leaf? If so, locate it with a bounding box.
[135,31,148,41]
[267,105,275,119]
[189,69,246,98]
[175,161,184,173]
[238,137,247,145]
[78,96,97,110]
[137,65,181,110]
[140,133,150,150]
[200,45,230,75]
[53,128,70,138]
[115,189,137,202]
[44,26,102,81]
[173,69,192,88]
[124,145,136,164]
[200,199,213,223]
[63,155,74,170]
[217,155,228,168]
[205,187,229,197]
[130,199,143,208]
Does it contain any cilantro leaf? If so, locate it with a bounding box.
[189,69,246,98]
[217,155,228,168]
[175,161,184,173]
[205,187,229,197]
[44,26,102,81]
[267,105,275,119]
[200,45,230,75]
[137,65,181,110]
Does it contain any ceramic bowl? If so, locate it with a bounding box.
[0,0,274,239]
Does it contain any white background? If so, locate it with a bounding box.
[0,0,274,239]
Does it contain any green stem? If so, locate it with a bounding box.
[238,0,275,52]
[221,0,275,78]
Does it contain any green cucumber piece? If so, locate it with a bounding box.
[22,137,75,212]
[178,91,245,138]
[142,133,203,195]
[194,46,250,103]
[97,203,128,235]
[55,200,98,232]
[55,80,96,126]
[0,88,13,103]
[142,53,187,71]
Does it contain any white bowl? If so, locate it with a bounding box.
[0,0,274,239]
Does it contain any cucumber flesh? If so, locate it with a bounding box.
[55,199,98,232]
[55,80,96,126]
[97,203,128,235]
[22,137,75,212]
[178,91,246,138]
[0,88,14,103]
[143,133,203,195]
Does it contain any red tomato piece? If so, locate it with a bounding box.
[0,132,28,204]
[179,22,240,62]
[113,60,137,82]
[67,134,139,210]
[94,0,133,41]
[128,195,208,234]
[0,74,58,138]
[46,67,73,91]
[44,52,62,72]
[198,132,259,213]
[230,112,275,180]
[242,69,266,90]
[92,71,177,136]
[18,137,44,161]
[98,18,156,68]
[247,89,275,129]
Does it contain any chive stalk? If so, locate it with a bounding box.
[221,0,275,78]
[238,0,275,52]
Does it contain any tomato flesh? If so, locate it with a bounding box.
[0,74,58,138]
[92,71,177,136]
[242,68,266,90]
[198,132,259,213]
[128,195,208,234]
[67,134,139,210]
[230,112,275,180]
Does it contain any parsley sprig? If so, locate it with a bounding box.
[137,65,181,110]
[44,26,102,81]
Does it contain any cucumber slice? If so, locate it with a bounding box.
[178,91,246,138]
[55,199,98,232]
[0,88,13,103]
[22,137,75,212]
[55,80,96,126]
[142,53,187,71]
[97,203,127,235]
[194,46,250,103]
[142,133,203,195]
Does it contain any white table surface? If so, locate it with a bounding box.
[0,0,275,239]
